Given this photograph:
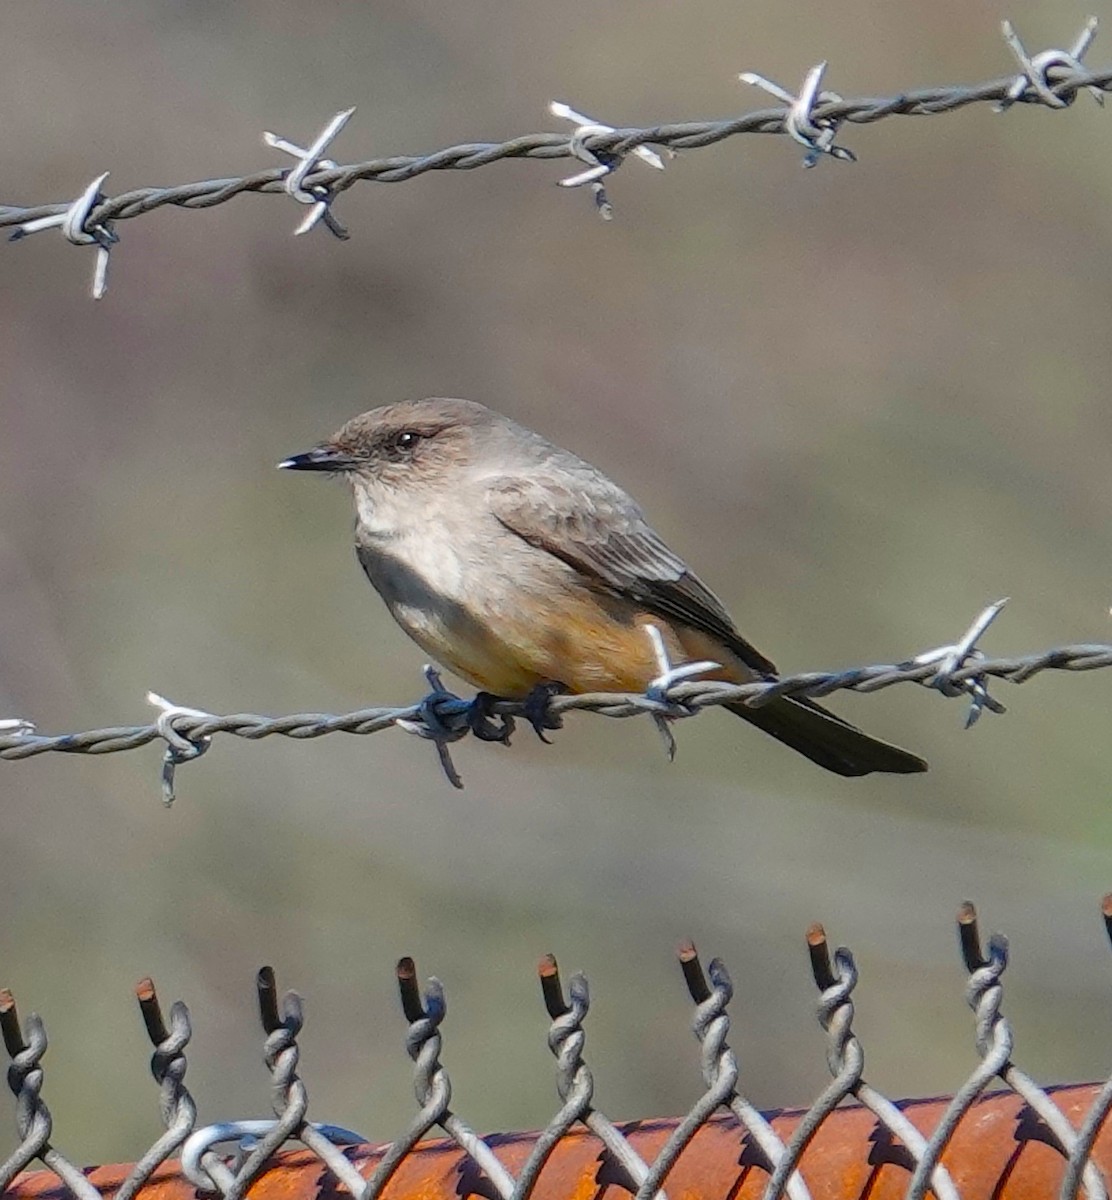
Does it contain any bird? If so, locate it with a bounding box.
[279,398,926,776]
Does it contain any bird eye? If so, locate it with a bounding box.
[393,430,421,452]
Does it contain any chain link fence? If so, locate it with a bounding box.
[4,901,1112,1200]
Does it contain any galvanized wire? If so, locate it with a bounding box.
[674,948,809,1200]
[2,632,1111,794]
[520,960,662,1200]
[114,982,196,1200]
[4,902,1112,1199]
[0,31,1108,251]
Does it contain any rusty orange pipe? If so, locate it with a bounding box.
[6,1084,1108,1199]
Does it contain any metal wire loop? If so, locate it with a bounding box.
[8,172,117,298]
[740,63,856,166]
[263,108,355,238]
[549,101,666,219]
[180,1121,367,1193]
[998,17,1104,111]
[147,692,215,807]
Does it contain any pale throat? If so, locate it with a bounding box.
[352,481,407,539]
[352,481,469,597]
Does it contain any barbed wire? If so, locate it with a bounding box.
[4,901,1112,1200]
[0,18,1107,295]
[2,599,1111,796]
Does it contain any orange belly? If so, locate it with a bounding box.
[412,587,755,697]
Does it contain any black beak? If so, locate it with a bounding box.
[277,445,359,473]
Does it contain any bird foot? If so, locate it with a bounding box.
[523,682,565,743]
[466,692,516,745]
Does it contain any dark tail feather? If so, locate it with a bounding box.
[726,695,927,776]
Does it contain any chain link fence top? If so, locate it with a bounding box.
[4,903,1112,1200]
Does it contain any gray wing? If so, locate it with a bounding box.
[487,472,777,676]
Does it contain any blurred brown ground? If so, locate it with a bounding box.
[2,0,1112,1166]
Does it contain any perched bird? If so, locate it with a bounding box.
[280,398,926,776]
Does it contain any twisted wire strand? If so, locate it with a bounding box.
[512,962,661,1200]
[1064,896,1112,1199]
[792,935,959,1200]
[674,951,808,1200]
[115,988,197,1200]
[0,1005,102,1200]
[0,60,1109,235]
[908,910,1107,1200]
[219,988,311,1200]
[363,965,517,1200]
[513,970,595,1199]
[905,940,1016,1200]
[958,921,1107,1200]
[761,954,865,1200]
[3,643,1110,765]
[0,1013,54,1189]
[250,973,368,1199]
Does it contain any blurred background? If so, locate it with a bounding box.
[2,0,1112,1166]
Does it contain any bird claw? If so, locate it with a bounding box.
[466,692,516,745]
[523,682,565,743]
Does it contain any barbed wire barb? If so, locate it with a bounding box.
[914,597,1009,727]
[550,101,667,219]
[147,691,214,806]
[0,718,35,736]
[9,171,117,298]
[263,107,356,238]
[641,621,721,761]
[997,16,1104,111]
[395,664,473,789]
[739,62,855,166]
